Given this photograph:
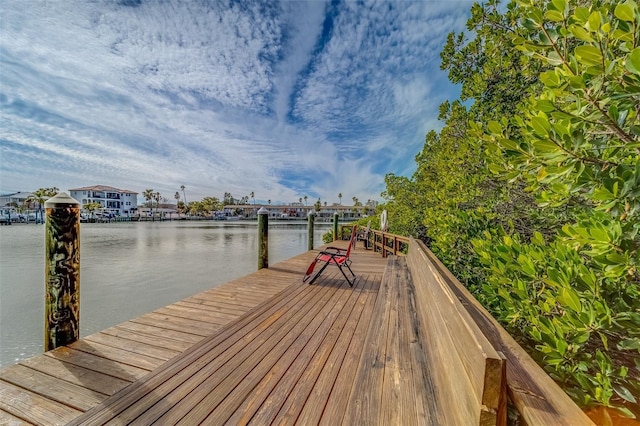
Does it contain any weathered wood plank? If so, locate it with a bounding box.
[152,305,232,326]
[318,274,381,426]
[84,332,181,361]
[69,277,312,425]
[131,312,221,337]
[19,355,130,396]
[0,408,31,426]
[418,239,592,425]
[342,256,394,425]
[0,380,82,425]
[240,275,366,426]
[278,274,378,426]
[297,275,381,424]
[0,364,107,411]
[119,280,327,424]
[100,326,195,353]
[68,340,163,371]
[113,321,205,344]
[158,278,343,425]
[44,347,148,382]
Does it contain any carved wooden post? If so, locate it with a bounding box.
[307,209,315,251]
[333,213,339,242]
[44,192,80,351]
[258,207,268,269]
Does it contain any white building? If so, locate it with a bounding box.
[69,185,138,215]
[0,192,32,208]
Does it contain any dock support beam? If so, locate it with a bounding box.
[333,213,339,242]
[44,192,80,351]
[258,207,268,269]
[307,209,315,251]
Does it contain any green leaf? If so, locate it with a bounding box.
[559,288,581,312]
[531,114,551,136]
[550,0,566,13]
[626,47,640,75]
[539,71,560,87]
[574,7,590,23]
[545,10,564,22]
[575,45,602,66]
[614,3,635,22]
[487,121,502,134]
[536,99,556,112]
[613,385,637,403]
[586,12,601,32]
[569,25,594,42]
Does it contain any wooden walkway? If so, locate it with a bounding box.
[0,242,387,425]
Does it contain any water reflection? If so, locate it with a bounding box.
[0,220,330,367]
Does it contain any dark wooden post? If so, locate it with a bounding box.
[258,207,268,269]
[307,209,315,251]
[333,213,339,242]
[44,192,80,351]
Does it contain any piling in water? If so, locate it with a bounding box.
[44,192,80,351]
[333,213,339,242]
[307,210,315,251]
[258,207,268,269]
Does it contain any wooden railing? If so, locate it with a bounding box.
[339,225,409,257]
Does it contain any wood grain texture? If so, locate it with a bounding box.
[416,238,594,425]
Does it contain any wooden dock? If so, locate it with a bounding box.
[0,241,386,425]
[0,236,593,425]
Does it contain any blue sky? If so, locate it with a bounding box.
[1,0,472,205]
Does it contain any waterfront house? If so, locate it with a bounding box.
[0,191,33,208]
[69,185,138,216]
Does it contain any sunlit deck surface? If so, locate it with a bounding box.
[0,241,395,425]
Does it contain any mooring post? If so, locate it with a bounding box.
[333,212,339,241]
[307,209,315,251]
[44,192,80,351]
[258,207,269,269]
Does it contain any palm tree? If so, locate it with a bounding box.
[155,192,160,210]
[28,187,59,223]
[268,199,271,205]
[299,197,303,205]
[338,193,342,205]
[250,192,255,205]
[143,189,154,209]
[180,185,187,205]
[304,196,308,206]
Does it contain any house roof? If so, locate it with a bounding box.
[0,192,33,198]
[68,185,137,194]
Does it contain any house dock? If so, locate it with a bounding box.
[0,237,592,425]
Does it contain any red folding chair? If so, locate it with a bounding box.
[303,225,357,286]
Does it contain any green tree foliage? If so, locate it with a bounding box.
[382,0,640,415]
[478,0,640,413]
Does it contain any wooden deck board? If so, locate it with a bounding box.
[18,355,130,396]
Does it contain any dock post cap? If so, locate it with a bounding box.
[44,192,79,207]
[257,207,269,215]
[307,209,316,217]
[334,212,339,216]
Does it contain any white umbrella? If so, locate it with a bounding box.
[380,209,388,232]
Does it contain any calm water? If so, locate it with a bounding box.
[0,220,330,368]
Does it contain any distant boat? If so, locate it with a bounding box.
[226,216,241,221]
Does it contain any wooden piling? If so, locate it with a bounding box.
[44,192,80,351]
[333,212,339,242]
[307,209,315,251]
[258,207,268,269]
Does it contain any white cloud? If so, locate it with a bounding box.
[0,0,472,203]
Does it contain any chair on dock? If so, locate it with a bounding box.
[303,225,357,286]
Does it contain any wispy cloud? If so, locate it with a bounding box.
[0,0,471,203]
